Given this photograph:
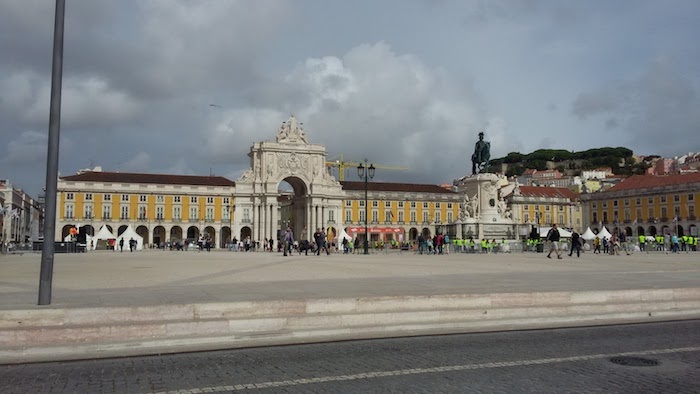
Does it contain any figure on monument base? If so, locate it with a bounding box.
[471,131,490,175]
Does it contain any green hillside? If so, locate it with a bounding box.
[488,147,650,177]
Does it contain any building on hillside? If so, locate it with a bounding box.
[506,185,582,233]
[581,168,613,180]
[1,180,43,244]
[581,173,700,237]
[653,158,675,175]
[518,169,574,187]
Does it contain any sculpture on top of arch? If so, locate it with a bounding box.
[276,115,309,144]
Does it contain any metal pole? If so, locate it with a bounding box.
[364,170,369,255]
[38,0,65,306]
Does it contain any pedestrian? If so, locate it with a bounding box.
[119,238,124,252]
[569,230,581,258]
[283,226,294,256]
[129,237,135,252]
[593,237,601,254]
[546,223,562,259]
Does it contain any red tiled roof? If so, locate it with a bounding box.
[608,173,700,191]
[340,181,457,194]
[518,186,580,200]
[61,171,236,187]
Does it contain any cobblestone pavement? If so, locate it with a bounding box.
[1,320,698,393]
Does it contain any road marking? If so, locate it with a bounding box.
[154,346,700,393]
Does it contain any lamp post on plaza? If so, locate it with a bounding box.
[535,210,542,238]
[357,158,375,255]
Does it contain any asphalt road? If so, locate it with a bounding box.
[1,320,699,393]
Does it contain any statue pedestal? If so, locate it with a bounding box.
[454,173,515,240]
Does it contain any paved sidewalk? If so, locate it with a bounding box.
[2,250,699,309]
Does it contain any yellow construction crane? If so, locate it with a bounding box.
[326,154,408,181]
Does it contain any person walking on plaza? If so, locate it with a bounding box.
[569,230,581,258]
[619,231,630,255]
[593,236,601,254]
[546,223,562,259]
[283,226,294,256]
[119,238,124,252]
[129,237,136,252]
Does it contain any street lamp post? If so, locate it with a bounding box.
[357,159,375,255]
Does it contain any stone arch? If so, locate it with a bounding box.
[648,226,657,236]
[221,226,232,248]
[624,227,633,236]
[409,227,419,241]
[203,226,216,243]
[637,226,645,236]
[117,225,128,236]
[422,227,431,238]
[105,225,113,233]
[61,224,74,240]
[153,226,166,247]
[676,224,684,237]
[278,175,309,240]
[187,226,200,241]
[82,225,95,236]
[689,224,697,236]
[170,226,183,241]
[136,226,149,246]
[240,226,252,240]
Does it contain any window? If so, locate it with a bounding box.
[674,195,680,202]
[524,213,530,222]
[674,206,680,217]
[65,204,74,218]
[173,206,181,220]
[139,195,147,202]
[410,202,416,208]
[545,206,550,211]
[636,198,641,205]
[603,212,608,222]
[558,214,564,224]
[121,194,129,202]
[660,196,667,203]
[102,205,111,219]
[689,206,695,217]
[156,195,164,203]
[534,205,539,211]
[243,208,250,222]
[591,212,597,223]
[207,197,214,204]
[189,207,198,220]
[345,200,352,207]
[104,194,111,201]
[398,211,404,222]
[613,200,618,207]
[591,202,596,208]
[206,207,214,220]
[558,206,563,211]
[602,202,607,208]
[359,210,366,223]
[372,211,378,222]
[385,201,391,207]
[648,208,654,219]
[120,206,129,219]
[447,212,453,222]
[398,202,404,208]
[372,201,378,207]
[636,209,642,220]
[156,206,164,220]
[66,193,74,200]
[84,193,92,201]
[138,206,147,220]
[410,211,416,223]
[648,197,653,204]
[624,210,630,221]
[545,213,551,223]
[329,210,335,222]
[359,200,365,207]
[435,212,441,223]
[661,207,667,218]
[84,204,93,219]
[345,210,352,222]
[423,211,429,222]
[423,202,429,208]
[222,207,230,221]
[435,202,441,208]
[613,211,618,222]
[223,197,230,205]
[689,194,694,201]
[385,210,392,222]
[624,199,629,206]
[190,196,198,203]
[447,203,453,209]
[174,196,181,203]
[524,204,529,210]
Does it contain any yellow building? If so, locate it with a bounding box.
[507,185,582,234]
[581,173,700,237]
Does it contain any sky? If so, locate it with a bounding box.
[1,0,699,196]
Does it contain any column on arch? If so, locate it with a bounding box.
[215,224,221,249]
[271,202,278,241]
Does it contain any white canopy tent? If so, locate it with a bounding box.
[596,227,612,240]
[581,227,597,241]
[93,225,116,242]
[116,225,144,251]
[336,228,353,251]
[539,226,573,238]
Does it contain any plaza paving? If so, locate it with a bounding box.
[1,248,699,309]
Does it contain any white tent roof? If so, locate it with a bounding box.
[596,226,612,239]
[539,227,573,238]
[336,228,353,250]
[581,227,597,241]
[116,225,144,250]
[93,225,116,241]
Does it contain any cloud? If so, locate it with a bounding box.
[3,130,47,165]
[571,58,700,155]
[120,152,152,172]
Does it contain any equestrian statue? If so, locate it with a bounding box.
[471,131,490,175]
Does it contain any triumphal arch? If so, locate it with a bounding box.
[233,116,345,242]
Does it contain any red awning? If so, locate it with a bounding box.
[347,227,404,234]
